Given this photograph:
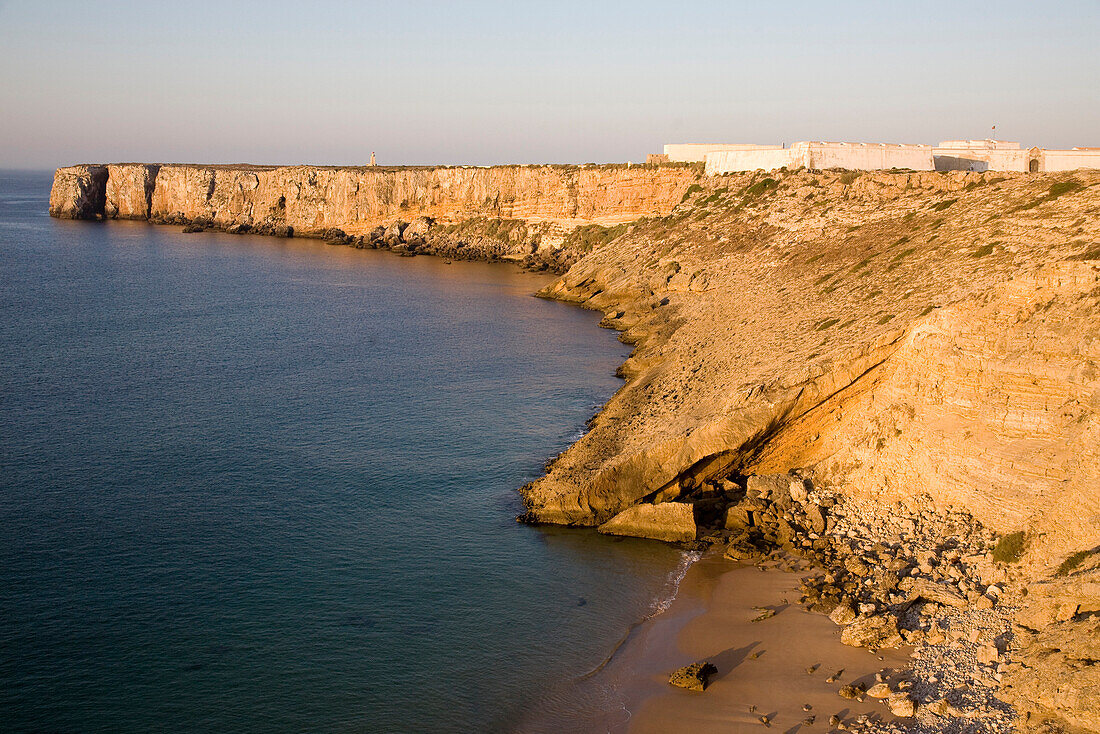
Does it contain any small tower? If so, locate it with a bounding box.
[370,151,376,166]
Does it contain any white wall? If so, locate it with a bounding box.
[704,148,799,174]
[665,143,782,163]
[1040,150,1100,172]
[933,148,1030,172]
[805,143,934,171]
[705,142,933,174]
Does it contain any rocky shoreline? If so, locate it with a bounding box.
[49,164,1100,732]
[662,470,1022,732]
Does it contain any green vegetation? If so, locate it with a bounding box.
[698,188,729,206]
[891,247,916,263]
[815,317,840,331]
[839,171,861,185]
[992,531,1028,563]
[564,223,629,253]
[1056,548,1099,576]
[1014,179,1085,212]
[930,198,958,212]
[851,257,873,273]
[680,184,704,203]
[742,178,779,199]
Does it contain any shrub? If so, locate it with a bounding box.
[992,532,1028,563]
[743,178,779,198]
[565,223,628,252]
[839,171,860,185]
[1057,548,1099,576]
[679,184,703,203]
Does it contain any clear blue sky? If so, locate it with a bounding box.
[1,0,1097,169]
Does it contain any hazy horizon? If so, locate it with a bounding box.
[1,0,1097,170]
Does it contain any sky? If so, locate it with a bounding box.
[1,0,1097,169]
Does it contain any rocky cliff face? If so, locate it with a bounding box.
[523,169,1100,559]
[49,162,1100,731]
[50,163,698,260]
[518,168,1100,732]
[48,165,108,219]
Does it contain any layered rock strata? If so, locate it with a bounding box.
[49,163,699,267]
[49,163,1100,731]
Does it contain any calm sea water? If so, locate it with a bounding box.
[0,171,687,733]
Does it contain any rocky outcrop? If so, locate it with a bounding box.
[596,501,696,543]
[668,661,718,691]
[521,169,1100,562]
[49,165,107,219]
[50,163,699,265]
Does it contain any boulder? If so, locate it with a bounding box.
[384,220,408,246]
[724,500,766,530]
[887,692,917,717]
[747,474,795,511]
[828,601,858,626]
[806,504,828,534]
[724,531,762,561]
[901,578,969,609]
[840,613,904,649]
[866,682,891,699]
[598,502,696,543]
[839,683,866,700]
[403,216,433,245]
[668,661,717,692]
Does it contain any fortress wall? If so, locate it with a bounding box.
[704,147,798,174]
[933,149,1030,172]
[705,143,934,173]
[1041,150,1100,172]
[665,143,782,163]
[805,143,935,171]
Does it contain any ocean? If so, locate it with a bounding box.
[0,170,687,733]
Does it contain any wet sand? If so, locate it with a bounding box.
[601,552,912,734]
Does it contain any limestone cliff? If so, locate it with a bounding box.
[48,165,108,219]
[48,162,1100,730]
[50,163,699,262]
[522,169,1100,564]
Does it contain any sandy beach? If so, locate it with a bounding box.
[598,552,913,734]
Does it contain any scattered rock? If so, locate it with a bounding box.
[838,682,866,700]
[829,601,858,626]
[886,692,917,717]
[840,613,904,649]
[668,661,717,692]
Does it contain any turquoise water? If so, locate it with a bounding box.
[0,171,686,733]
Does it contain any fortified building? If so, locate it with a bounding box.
[654,140,1100,174]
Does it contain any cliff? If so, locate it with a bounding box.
[49,162,1100,731]
[49,162,699,266]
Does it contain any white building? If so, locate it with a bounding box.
[664,138,1100,174]
[702,141,935,175]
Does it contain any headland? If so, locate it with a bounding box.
[49,161,1100,733]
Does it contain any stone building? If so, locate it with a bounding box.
[662,138,1100,174]
[700,142,935,175]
